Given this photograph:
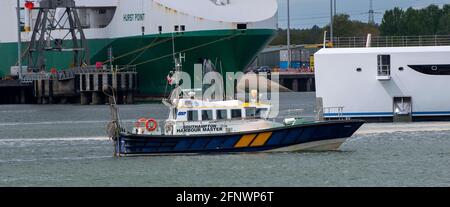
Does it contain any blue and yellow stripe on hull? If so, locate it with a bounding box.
[115,120,364,156]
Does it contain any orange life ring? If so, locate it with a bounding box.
[145,118,158,131]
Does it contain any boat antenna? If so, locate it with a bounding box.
[16,0,22,80]
[172,32,176,69]
[220,59,225,100]
[166,32,184,101]
[104,84,121,141]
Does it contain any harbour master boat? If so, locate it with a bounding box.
[107,90,364,157]
[106,59,363,157]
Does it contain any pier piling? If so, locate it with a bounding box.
[92,92,103,105]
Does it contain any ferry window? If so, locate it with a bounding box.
[181,25,186,31]
[202,110,213,121]
[245,107,256,119]
[158,26,162,33]
[237,24,247,30]
[173,108,178,119]
[187,110,199,121]
[174,25,179,32]
[231,109,242,119]
[256,108,268,118]
[216,110,227,120]
[377,55,391,76]
[408,64,450,75]
[78,7,116,29]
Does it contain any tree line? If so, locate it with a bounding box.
[380,4,450,35]
[270,4,450,45]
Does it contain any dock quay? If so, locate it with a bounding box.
[1,66,137,105]
[277,70,315,92]
[0,79,32,104]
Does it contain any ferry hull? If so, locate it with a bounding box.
[0,29,276,96]
[114,120,364,156]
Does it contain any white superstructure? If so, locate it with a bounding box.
[315,46,450,120]
[0,0,278,42]
[132,90,281,136]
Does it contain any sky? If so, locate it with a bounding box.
[277,0,450,29]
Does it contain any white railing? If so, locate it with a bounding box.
[377,65,391,76]
[333,35,450,48]
[285,108,305,118]
[19,65,137,83]
[323,106,348,120]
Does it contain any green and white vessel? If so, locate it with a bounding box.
[0,0,278,96]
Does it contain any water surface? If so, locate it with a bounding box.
[0,93,449,187]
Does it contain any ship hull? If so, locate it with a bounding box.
[0,29,276,96]
[114,120,364,156]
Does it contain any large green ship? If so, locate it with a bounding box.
[0,0,278,96]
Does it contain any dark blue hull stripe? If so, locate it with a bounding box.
[116,121,364,155]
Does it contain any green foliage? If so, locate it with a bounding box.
[437,5,450,34]
[270,26,324,45]
[270,14,379,45]
[380,7,403,35]
[380,4,450,35]
[271,4,449,45]
[325,14,380,37]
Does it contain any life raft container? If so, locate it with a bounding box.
[135,118,148,128]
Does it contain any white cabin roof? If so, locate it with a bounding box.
[316,46,450,55]
[175,99,271,109]
[153,0,278,23]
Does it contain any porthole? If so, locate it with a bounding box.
[431,66,438,71]
[356,68,362,72]
[399,67,404,71]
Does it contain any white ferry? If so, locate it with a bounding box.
[315,37,450,121]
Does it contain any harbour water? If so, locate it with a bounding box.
[0,92,449,187]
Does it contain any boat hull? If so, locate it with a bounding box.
[114,120,364,156]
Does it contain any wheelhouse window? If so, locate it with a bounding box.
[231,109,242,119]
[245,107,256,119]
[201,110,213,121]
[187,110,199,121]
[173,108,178,119]
[377,55,391,76]
[255,108,268,118]
[216,109,227,120]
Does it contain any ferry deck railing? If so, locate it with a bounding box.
[323,106,348,121]
[377,65,391,77]
[333,35,450,48]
